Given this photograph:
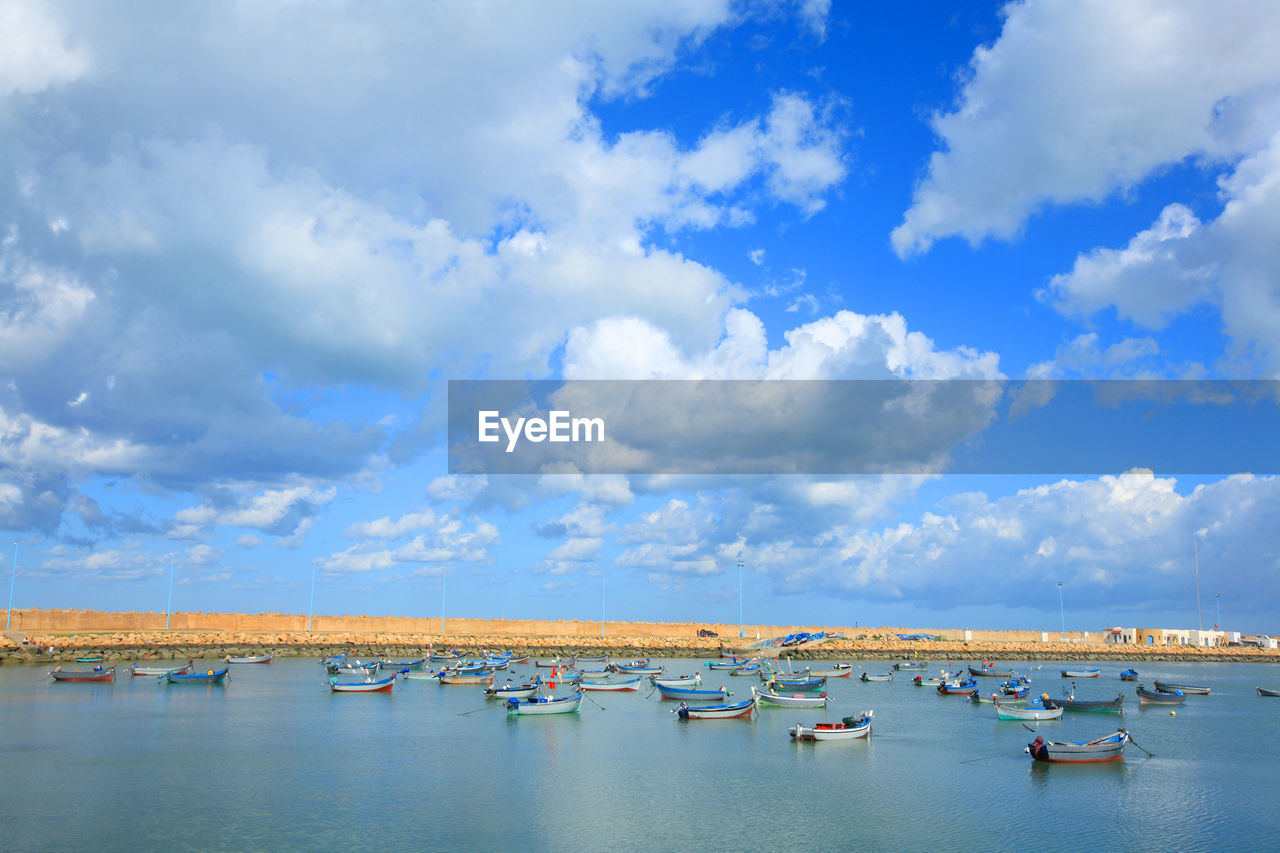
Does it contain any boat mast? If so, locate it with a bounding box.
[1193,541,1203,633]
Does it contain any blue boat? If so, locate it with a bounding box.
[1120,669,1139,681]
[766,677,826,691]
[166,667,229,684]
[656,683,731,701]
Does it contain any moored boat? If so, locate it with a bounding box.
[808,664,854,678]
[996,703,1063,721]
[1120,669,1139,681]
[130,662,193,677]
[651,674,701,688]
[166,667,229,684]
[673,698,755,719]
[763,676,826,691]
[751,685,828,707]
[506,693,583,715]
[789,711,873,741]
[1061,668,1100,678]
[1039,693,1124,714]
[860,672,893,682]
[1257,687,1280,697]
[1136,684,1184,704]
[893,661,926,670]
[1153,680,1210,695]
[1026,731,1129,763]
[970,665,1013,678]
[611,661,663,675]
[226,654,274,664]
[330,675,395,692]
[937,679,978,695]
[656,683,731,701]
[438,671,494,685]
[729,663,761,675]
[580,675,643,692]
[485,681,540,699]
[50,666,115,682]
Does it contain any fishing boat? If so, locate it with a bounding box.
[1026,731,1129,763]
[969,665,1013,678]
[1001,681,1031,699]
[860,672,893,682]
[506,693,583,715]
[130,662,193,677]
[166,667,229,684]
[50,666,115,682]
[430,652,462,663]
[808,664,854,678]
[505,655,530,664]
[656,683,731,701]
[1039,693,1124,714]
[730,663,761,676]
[1257,687,1280,697]
[707,659,743,670]
[226,653,274,664]
[535,657,563,668]
[382,658,427,671]
[574,654,608,662]
[970,691,1023,705]
[75,656,104,663]
[996,703,1063,721]
[764,676,826,692]
[1136,684,1184,704]
[937,679,978,695]
[438,671,494,685]
[1153,680,1210,695]
[893,661,926,670]
[651,674,701,688]
[611,661,663,675]
[751,686,828,708]
[789,711,873,741]
[580,675,643,692]
[1120,669,1139,681]
[330,675,396,693]
[913,674,947,687]
[484,681,540,700]
[327,660,380,675]
[1061,668,1100,678]
[673,698,755,719]
[543,670,582,688]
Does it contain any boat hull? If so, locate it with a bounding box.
[227,654,274,664]
[674,698,755,719]
[1061,670,1100,678]
[580,676,643,692]
[789,714,872,740]
[131,663,193,677]
[50,667,115,682]
[1027,731,1128,763]
[1040,695,1124,714]
[997,705,1064,721]
[330,676,395,692]
[167,668,229,684]
[506,694,583,715]
[1258,687,1280,697]
[1137,685,1184,704]
[1153,680,1210,695]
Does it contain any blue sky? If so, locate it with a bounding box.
[3,1,1278,634]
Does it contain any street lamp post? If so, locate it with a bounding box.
[737,560,744,638]
[441,568,446,635]
[1215,593,1221,631]
[6,541,16,630]
[1057,581,1065,641]
[308,559,318,632]
[601,571,606,637]
[166,554,175,631]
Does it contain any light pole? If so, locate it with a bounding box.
[165,553,175,630]
[1057,581,1065,641]
[308,559,318,632]
[1215,592,1221,631]
[6,541,16,630]
[737,559,744,638]
[601,570,606,637]
[441,568,446,635]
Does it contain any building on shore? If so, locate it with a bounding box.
[1105,627,1229,647]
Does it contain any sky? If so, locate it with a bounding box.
[2,0,1279,634]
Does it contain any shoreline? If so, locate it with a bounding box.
[4,632,1278,665]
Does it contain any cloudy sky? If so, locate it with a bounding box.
[3,0,1278,634]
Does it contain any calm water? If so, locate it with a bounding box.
[1,656,1277,852]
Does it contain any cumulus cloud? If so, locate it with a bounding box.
[0,0,89,96]
[892,0,1280,256]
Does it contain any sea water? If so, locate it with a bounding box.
[0,657,1276,852]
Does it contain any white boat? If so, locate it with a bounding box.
[225,654,273,664]
[580,675,643,692]
[130,662,193,677]
[789,711,873,741]
[808,664,854,678]
[859,672,893,682]
[996,703,1063,721]
[439,671,494,685]
[752,686,829,708]
[673,698,755,719]
[506,693,583,715]
[484,682,540,699]
[329,675,395,692]
[651,674,701,688]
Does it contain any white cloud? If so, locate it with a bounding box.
[0,0,89,96]
[892,0,1280,256]
[347,509,441,540]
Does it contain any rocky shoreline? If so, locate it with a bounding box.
[4,631,1278,665]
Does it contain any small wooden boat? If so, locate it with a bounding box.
[1257,687,1280,697]
[1154,680,1210,695]
[226,654,273,664]
[764,676,826,691]
[1040,693,1124,714]
[75,656,104,663]
[50,666,115,682]
[707,660,743,670]
[729,663,761,675]
[484,682,540,699]
[673,698,755,719]
[327,660,380,675]
[1061,668,1100,678]
[574,654,608,662]
[535,657,563,668]
[505,655,531,664]
[969,665,1013,678]
[970,691,1024,705]
[438,672,494,685]
[1120,669,1139,681]
[912,674,947,686]
[1026,731,1129,763]
[1137,684,1184,704]
[656,683,731,701]
[751,686,828,707]
[1001,682,1031,699]
[330,675,395,692]
[130,662,193,677]
[759,666,810,681]
[997,703,1063,721]
[789,711,873,741]
[166,667,229,684]
[893,661,926,670]
[429,652,462,663]
[860,672,893,682]
[506,693,583,715]
[651,674,701,688]
[937,679,978,695]
[808,664,854,678]
[580,675,643,692]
